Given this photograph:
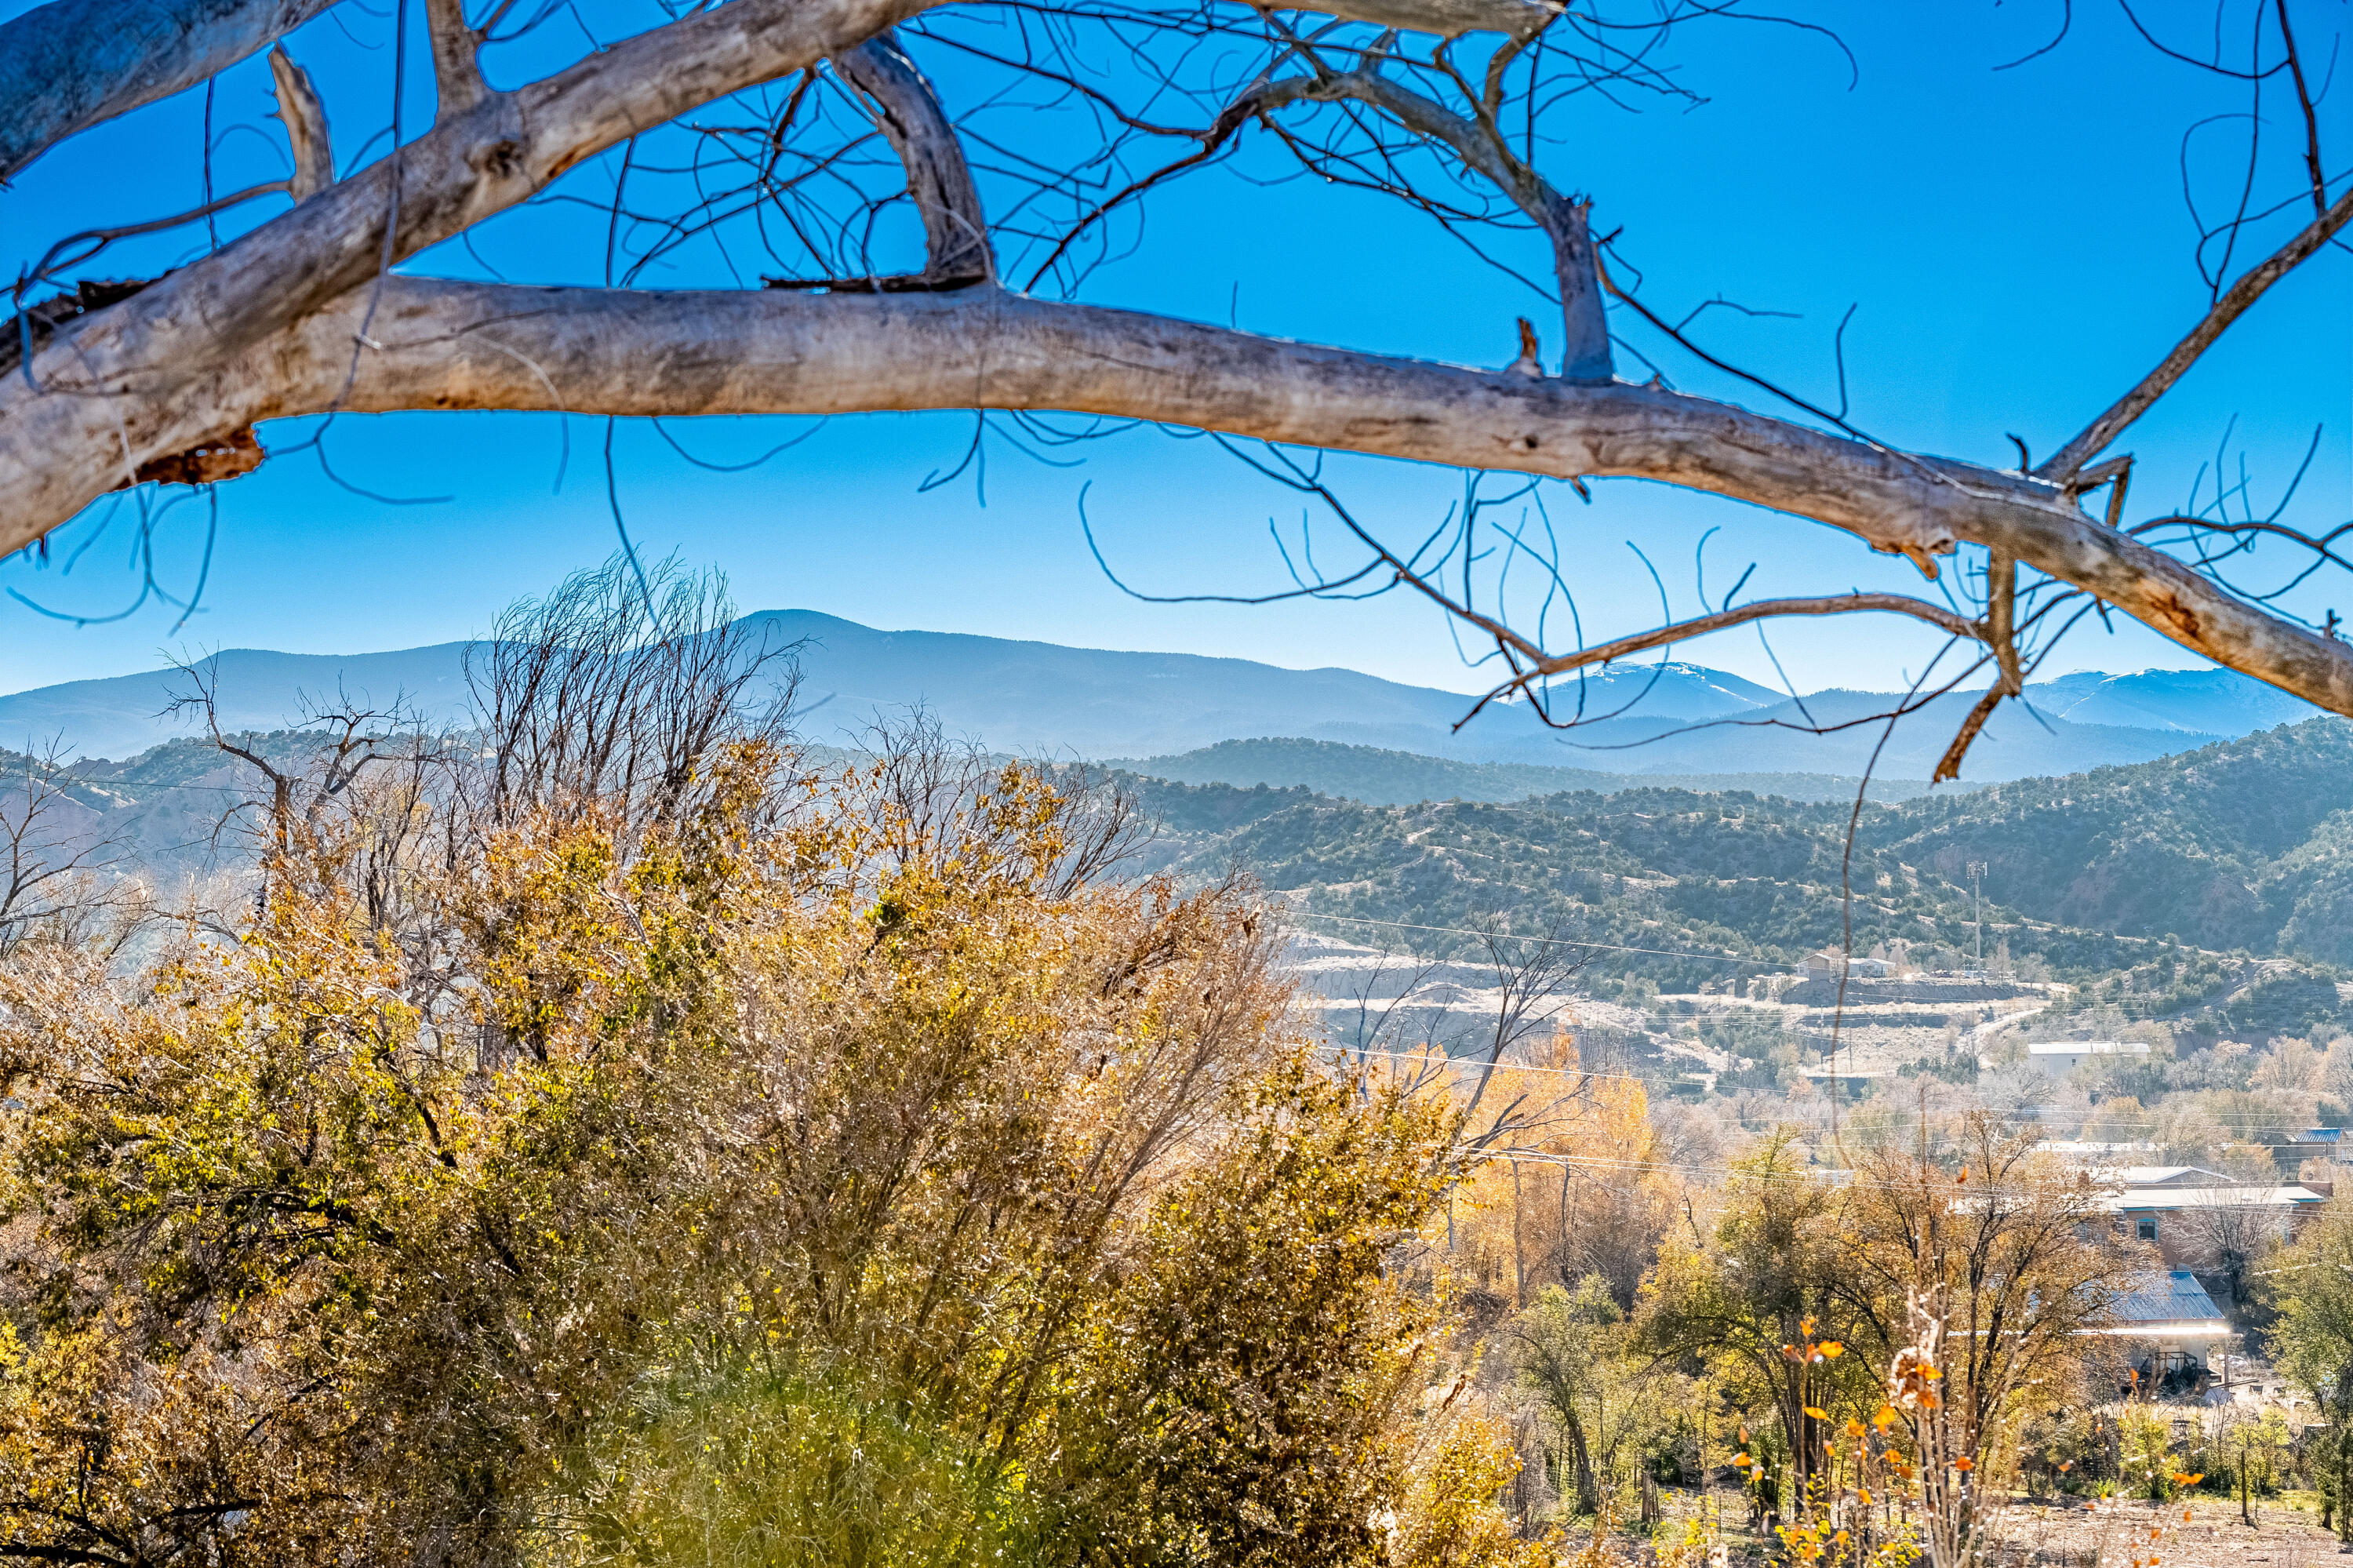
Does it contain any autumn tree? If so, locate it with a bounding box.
[0,2,2348,763]
[0,566,1480,1568]
[2266,1197,2353,1539]
[1834,1115,2125,1566]
[1633,1130,1862,1507]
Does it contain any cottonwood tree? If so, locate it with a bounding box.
[0,0,2347,770]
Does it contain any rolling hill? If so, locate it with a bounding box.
[1118,717,2353,998]
[13,711,2351,1047]
[1113,738,1947,804]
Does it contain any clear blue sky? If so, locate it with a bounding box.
[2,0,2345,699]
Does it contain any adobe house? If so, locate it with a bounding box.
[1801,950,1890,984]
[2094,1166,2327,1267]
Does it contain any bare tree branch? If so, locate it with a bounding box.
[2038,182,2353,482]
[1932,551,2023,784]
[0,739,125,958]
[1281,63,1609,379]
[267,45,334,203]
[10,275,2353,718]
[1505,591,1983,681]
[0,0,339,184]
[424,0,489,122]
[2,0,931,424]
[835,32,993,285]
[1308,0,1555,38]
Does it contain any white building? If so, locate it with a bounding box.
[1802,950,1891,984]
[2026,1040,2151,1079]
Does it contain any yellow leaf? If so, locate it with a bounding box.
[1805,1407,1829,1420]
[1818,1341,1845,1359]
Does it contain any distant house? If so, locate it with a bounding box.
[1802,950,1891,984]
[2026,1040,2151,1079]
[2105,1166,2233,1188]
[2086,1271,2233,1377]
[2095,1170,2326,1263]
[2291,1127,2353,1164]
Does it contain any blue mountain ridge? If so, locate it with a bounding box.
[0,609,2318,783]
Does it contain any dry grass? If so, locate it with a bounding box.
[1593,1487,2348,1568]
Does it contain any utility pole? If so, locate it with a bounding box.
[1511,1158,1525,1308]
[1968,860,1986,974]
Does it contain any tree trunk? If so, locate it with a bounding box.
[1561,1405,1598,1516]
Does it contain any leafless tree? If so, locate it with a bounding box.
[0,738,129,956]
[1327,940,1454,1062]
[0,0,2346,773]
[1457,915,1594,1139]
[464,555,800,845]
[166,663,427,857]
[843,707,1151,898]
[2176,1187,2290,1312]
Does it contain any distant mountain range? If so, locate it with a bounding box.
[0,609,2322,781]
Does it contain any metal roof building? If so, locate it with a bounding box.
[2089,1271,2233,1375]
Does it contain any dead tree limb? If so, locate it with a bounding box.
[424,0,489,122]
[1253,64,1610,379]
[0,0,340,183]
[1932,553,2020,784]
[10,275,2347,719]
[2036,183,2353,482]
[833,33,994,286]
[267,45,333,202]
[1,0,2346,744]
[1,0,928,421]
[1504,592,1984,684]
